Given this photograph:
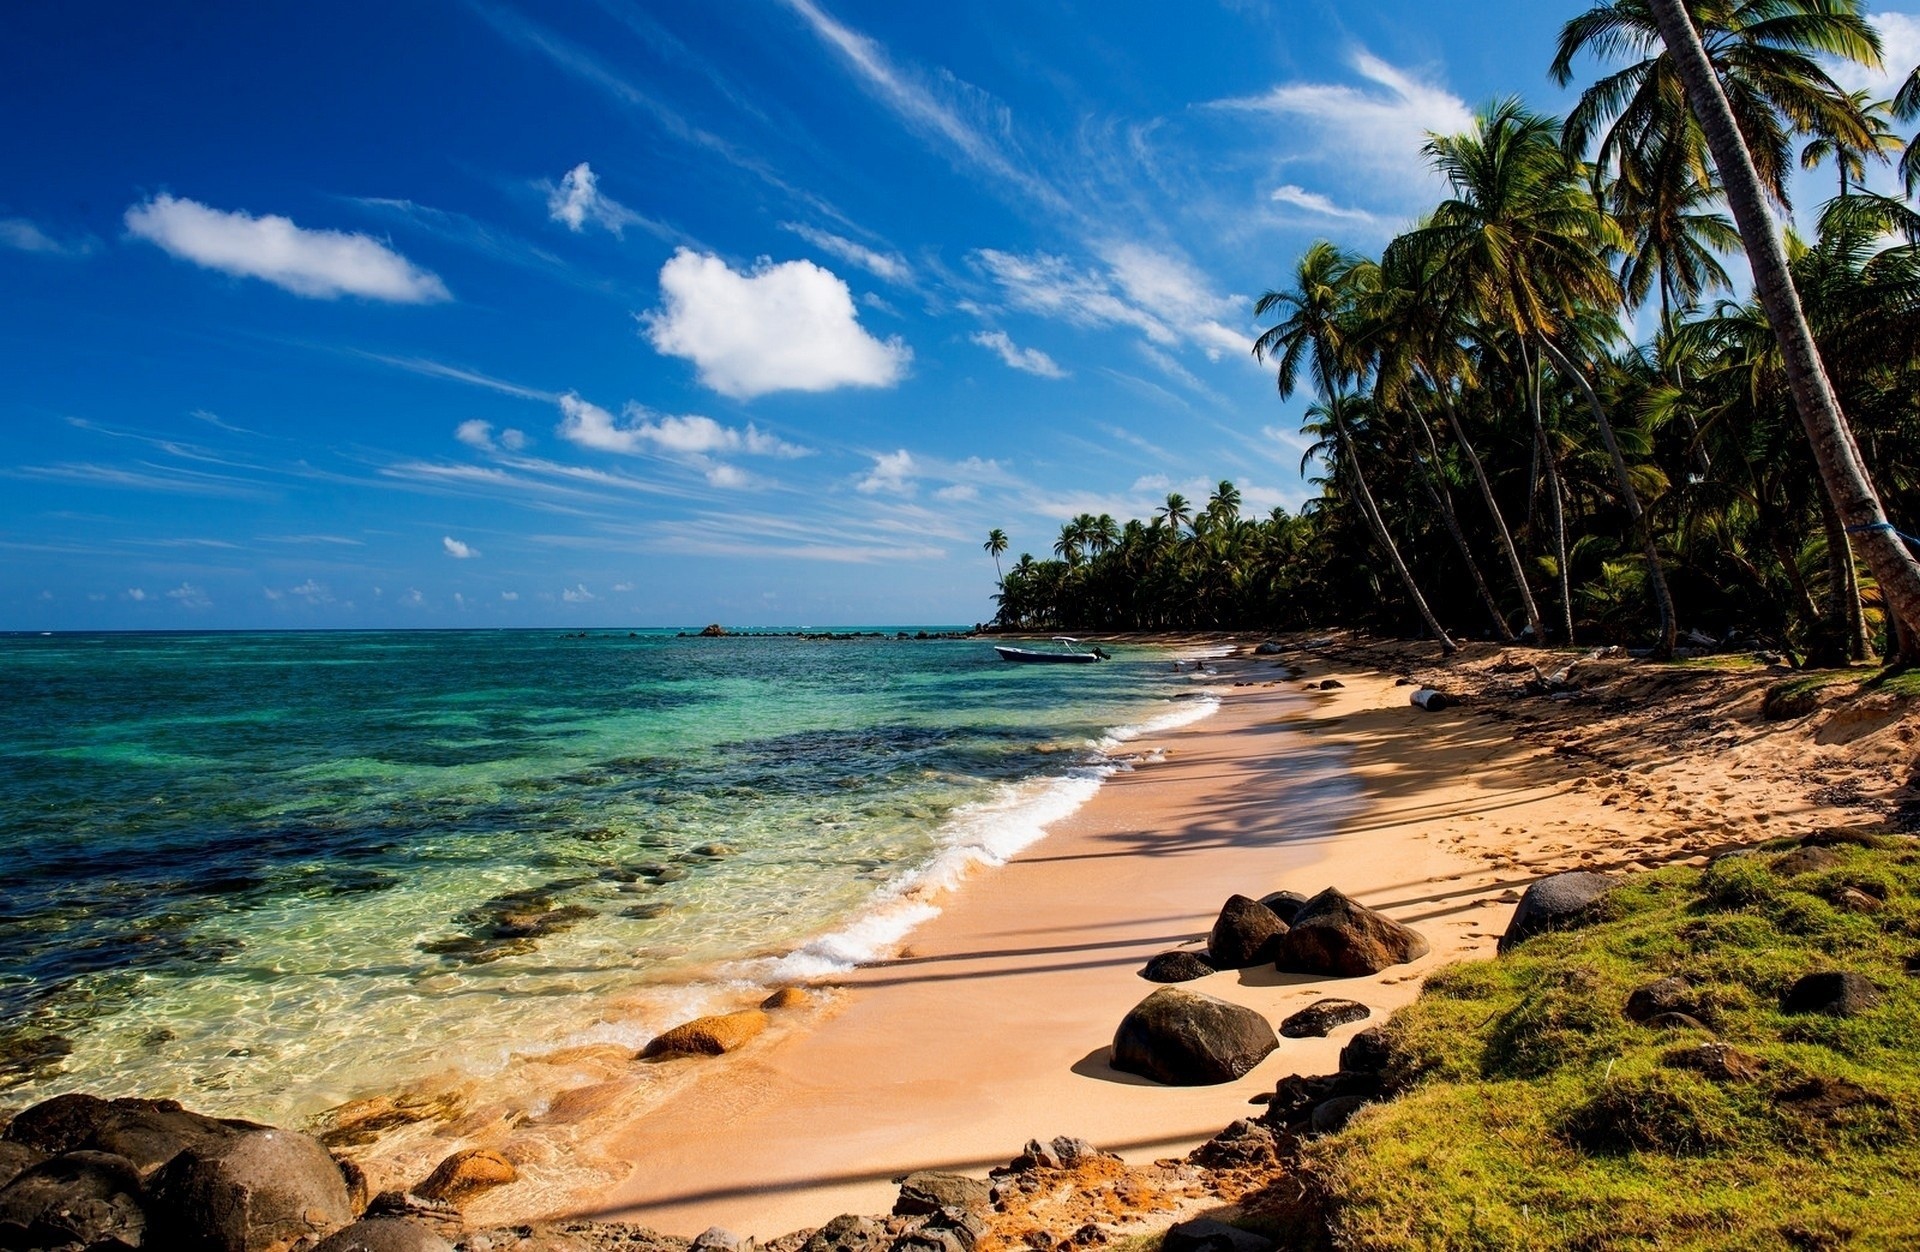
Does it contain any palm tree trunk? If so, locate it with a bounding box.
[1435,377,1546,640]
[1330,403,1457,652]
[1410,402,1515,641]
[1816,491,1875,663]
[1537,336,1679,658]
[1523,340,1575,643]
[1650,0,1920,661]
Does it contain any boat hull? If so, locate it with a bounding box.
[993,645,1102,664]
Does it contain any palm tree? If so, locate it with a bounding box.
[1158,492,1192,534]
[1256,241,1457,651]
[1799,89,1903,198]
[1893,61,1920,194]
[983,528,1008,584]
[1645,0,1920,657]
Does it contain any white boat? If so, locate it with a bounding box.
[993,637,1109,664]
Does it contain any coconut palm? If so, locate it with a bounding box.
[983,528,1008,584]
[1157,492,1192,534]
[1894,61,1920,194]
[1799,88,1904,197]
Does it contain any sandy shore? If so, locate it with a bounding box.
[533,637,1875,1239]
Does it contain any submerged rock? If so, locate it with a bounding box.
[1207,896,1287,969]
[413,1148,515,1207]
[1110,987,1278,1086]
[1498,872,1615,952]
[1274,890,1428,977]
[761,987,813,1010]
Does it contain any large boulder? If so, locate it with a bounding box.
[0,1142,45,1193]
[0,1149,147,1250]
[148,1126,356,1252]
[3,1093,261,1179]
[1498,872,1615,953]
[311,1218,455,1252]
[1110,987,1278,1086]
[412,1148,515,1207]
[1208,896,1287,969]
[641,1010,769,1059]
[1273,890,1429,977]
[892,1171,992,1216]
[1257,891,1311,926]
[1140,951,1215,983]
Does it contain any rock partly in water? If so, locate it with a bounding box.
[0,1149,147,1251]
[641,1010,770,1058]
[1139,951,1215,983]
[2,1093,261,1179]
[1161,1217,1275,1252]
[311,1217,455,1252]
[413,1148,516,1207]
[1498,872,1615,953]
[761,987,813,1011]
[1256,892,1310,926]
[1273,890,1428,977]
[1207,896,1288,970]
[1110,987,1278,1086]
[148,1125,356,1252]
[1278,999,1372,1039]
[1781,971,1881,1017]
[891,1171,993,1216]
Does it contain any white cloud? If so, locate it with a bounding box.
[1,217,96,257]
[970,330,1067,379]
[706,463,750,488]
[124,194,450,301]
[973,248,1174,344]
[289,579,332,602]
[125,587,147,601]
[611,582,635,592]
[443,536,479,559]
[165,582,211,609]
[972,245,1251,364]
[401,588,425,606]
[1270,184,1377,222]
[561,583,595,602]
[642,248,911,398]
[857,449,917,494]
[1828,13,1920,97]
[555,394,809,467]
[546,161,648,235]
[455,420,495,450]
[781,222,911,283]
[934,483,979,502]
[501,590,520,601]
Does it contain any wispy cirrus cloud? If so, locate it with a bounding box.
[125,194,450,301]
[1,217,98,257]
[970,330,1066,379]
[781,221,912,284]
[1269,184,1377,222]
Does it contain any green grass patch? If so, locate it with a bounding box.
[1305,839,1920,1250]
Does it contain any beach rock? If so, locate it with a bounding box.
[1279,999,1371,1039]
[641,1010,769,1059]
[1110,987,1278,1086]
[797,1214,887,1252]
[0,1142,46,1192]
[1187,1120,1284,1171]
[413,1148,516,1207]
[1339,1027,1393,1076]
[0,1149,147,1250]
[1773,846,1843,877]
[1260,1071,1380,1129]
[1317,679,1344,690]
[761,987,813,1010]
[312,1218,454,1252]
[895,1208,986,1252]
[1497,872,1615,953]
[1309,1096,1367,1135]
[1206,896,1288,970]
[1832,886,1883,914]
[1161,1217,1275,1252]
[363,1192,462,1239]
[1254,641,1284,655]
[691,1226,747,1251]
[335,1156,369,1216]
[1624,977,1696,1024]
[148,1125,355,1252]
[2,1093,260,1179]
[1667,1043,1765,1083]
[689,843,736,858]
[1256,892,1310,926]
[1273,890,1428,977]
[1782,971,1880,1017]
[891,1172,992,1216]
[1139,951,1215,983]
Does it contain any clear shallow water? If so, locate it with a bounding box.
[0,629,1211,1120]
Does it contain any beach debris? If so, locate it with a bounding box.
[148,1124,357,1252]
[1497,872,1616,953]
[640,1009,770,1059]
[1160,1217,1276,1252]
[1206,896,1289,969]
[761,986,813,1010]
[1408,688,1451,712]
[1110,987,1279,1086]
[1278,999,1372,1039]
[1139,951,1216,983]
[1272,890,1429,978]
[1781,971,1881,1017]
[413,1149,516,1208]
[1623,976,1698,1025]
[1256,891,1310,925]
[891,1171,993,1216]
[0,1149,147,1250]
[313,1216,454,1252]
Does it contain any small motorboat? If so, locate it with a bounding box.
[993,637,1110,664]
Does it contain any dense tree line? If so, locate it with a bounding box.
[988,0,1920,666]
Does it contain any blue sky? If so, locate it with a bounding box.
[5,1,1916,628]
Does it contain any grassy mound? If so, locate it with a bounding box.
[1305,836,1920,1251]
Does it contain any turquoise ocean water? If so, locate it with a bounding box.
[0,629,1215,1122]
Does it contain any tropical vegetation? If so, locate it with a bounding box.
[987,0,1920,667]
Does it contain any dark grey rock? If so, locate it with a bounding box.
[149,1125,356,1251]
[1498,872,1615,953]
[1309,1096,1367,1134]
[1111,988,1278,1086]
[1207,896,1287,970]
[892,1172,991,1217]
[1139,951,1215,983]
[1782,971,1880,1017]
[1161,1218,1274,1252]
[2,1093,261,1179]
[1273,890,1429,977]
[1279,998,1372,1039]
[1338,1027,1392,1076]
[0,1142,45,1193]
[1187,1120,1283,1170]
[1256,892,1310,926]
[1624,977,1695,1024]
[313,1218,455,1252]
[0,1149,146,1250]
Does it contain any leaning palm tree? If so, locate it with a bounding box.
[1645,0,1920,657]
[1255,241,1457,651]
[983,528,1008,584]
